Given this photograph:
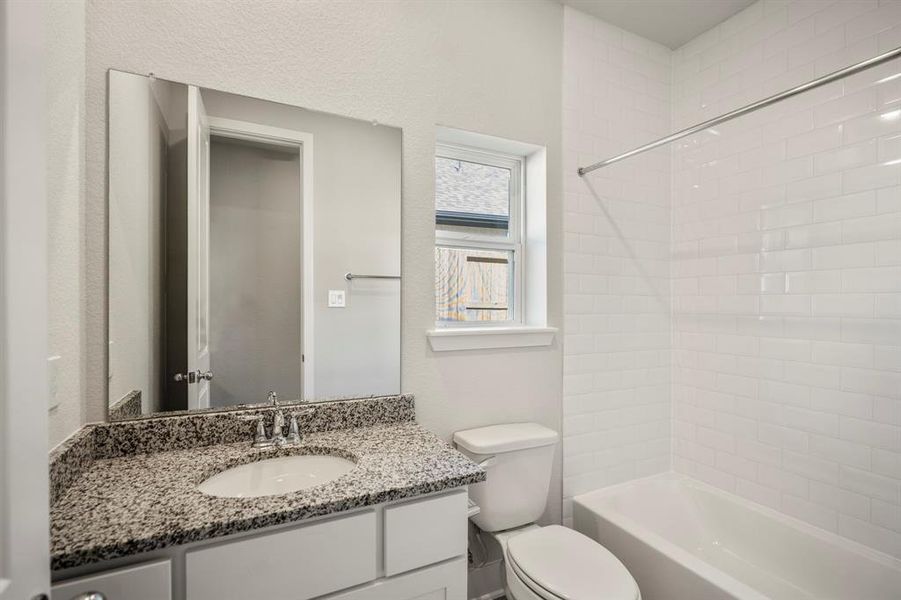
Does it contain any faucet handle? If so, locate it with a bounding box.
[286,415,302,444]
[238,414,269,447]
[270,410,287,445]
[286,408,314,444]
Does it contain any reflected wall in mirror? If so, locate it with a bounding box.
[108,70,401,420]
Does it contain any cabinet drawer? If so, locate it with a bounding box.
[384,490,467,576]
[186,510,377,600]
[52,559,171,600]
[323,556,466,600]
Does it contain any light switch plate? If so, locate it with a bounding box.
[328,289,346,308]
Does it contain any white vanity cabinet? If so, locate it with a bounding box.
[50,560,172,600]
[52,489,468,600]
[324,557,466,600]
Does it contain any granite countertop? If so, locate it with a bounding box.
[51,421,485,571]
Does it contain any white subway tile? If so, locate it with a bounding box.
[783,316,843,341]
[809,480,871,521]
[812,242,877,269]
[842,366,901,398]
[815,140,878,174]
[811,294,875,317]
[876,294,901,317]
[787,172,844,203]
[760,422,810,453]
[782,493,839,531]
[760,337,812,361]
[841,317,901,345]
[810,388,874,419]
[786,269,842,292]
[873,448,901,479]
[877,240,901,265]
[760,248,813,271]
[876,345,901,372]
[843,161,901,194]
[842,266,901,292]
[785,222,843,249]
[813,191,877,222]
[762,294,813,315]
[840,465,901,503]
[813,89,879,127]
[783,405,841,435]
[758,463,810,496]
[786,124,843,158]
[811,341,874,367]
[877,185,901,214]
[783,448,841,483]
[840,416,901,451]
[736,479,782,509]
[810,432,872,468]
[871,499,901,534]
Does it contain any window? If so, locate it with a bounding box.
[435,144,523,326]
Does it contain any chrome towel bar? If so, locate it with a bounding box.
[345,272,401,281]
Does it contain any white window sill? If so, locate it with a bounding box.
[427,326,557,352]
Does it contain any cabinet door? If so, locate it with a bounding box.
[186,510,376,600]
[384,490,467,576]
[51,560,171,600]
[323,557,466,600]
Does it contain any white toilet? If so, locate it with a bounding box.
[454,423,640,600]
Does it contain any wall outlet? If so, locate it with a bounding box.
[48,354,61,411]
[328,289,346,308]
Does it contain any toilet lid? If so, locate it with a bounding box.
[507,525,639,600]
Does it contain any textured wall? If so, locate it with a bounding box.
[671,0,901,557]
[80,3,564,592]
[561,6,673,526]
[47,0,86,447]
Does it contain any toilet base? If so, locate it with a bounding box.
[489,525,550,600]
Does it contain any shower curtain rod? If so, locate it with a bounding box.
[578,45,901,176]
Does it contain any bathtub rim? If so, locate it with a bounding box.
[573,472,901,599]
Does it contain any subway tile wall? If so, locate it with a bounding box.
[562,7,673,526]
[563,0,901,556]
[671,0,901,557]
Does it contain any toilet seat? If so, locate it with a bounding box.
[506,525,640,600]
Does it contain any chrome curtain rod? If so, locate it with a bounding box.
[578,45,901,176]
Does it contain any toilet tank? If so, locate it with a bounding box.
[454,423,558,532]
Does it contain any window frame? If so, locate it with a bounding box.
[434,142,525,328]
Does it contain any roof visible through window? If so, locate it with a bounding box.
[435,156,510,218]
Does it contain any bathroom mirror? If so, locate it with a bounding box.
[107,70,401,420]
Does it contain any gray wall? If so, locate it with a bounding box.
[209,138,302,406]
[107,71,170,415]
[201,89,402,399]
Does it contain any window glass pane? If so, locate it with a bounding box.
[436,247,512,322]
[435,156,510,237]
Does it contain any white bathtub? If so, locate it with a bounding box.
[573,473,901,600]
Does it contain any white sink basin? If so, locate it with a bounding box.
[198,454,356,498]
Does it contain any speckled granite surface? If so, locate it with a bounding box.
[50,396,484,571]
[50,394,414,503]
[108,390,141,420]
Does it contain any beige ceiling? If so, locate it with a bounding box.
[561,0,756,49]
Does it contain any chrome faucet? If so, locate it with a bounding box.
[240,392,313,448]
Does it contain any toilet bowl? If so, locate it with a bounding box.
[494,525,640,600]
[454,423,640,600]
